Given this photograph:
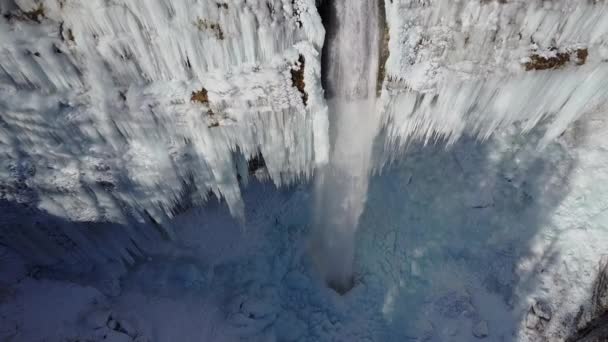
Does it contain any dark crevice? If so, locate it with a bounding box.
[328,277,354,295]
[317,0,338,99]
[318,0,386,98]
[568,312,608,342]
[377,0,389,95]
[567,259,608,341]
[248,153,266,175]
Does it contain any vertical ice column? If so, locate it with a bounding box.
[312,0,381,293]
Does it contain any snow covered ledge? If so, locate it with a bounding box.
[379,0,608,150]
[0,0,328,227]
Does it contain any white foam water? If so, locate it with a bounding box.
[311,0,381,292]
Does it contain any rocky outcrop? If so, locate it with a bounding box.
[567,258,608,342]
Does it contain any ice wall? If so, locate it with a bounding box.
[0,0,327,219]
[379,0,608,156]
[3,0,608,276]
[0,0,327,265]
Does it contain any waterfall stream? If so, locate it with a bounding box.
[312,0,382,293]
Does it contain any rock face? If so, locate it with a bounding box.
[525,300,552,332]
[567,258,608,342]
[533,300,553,321]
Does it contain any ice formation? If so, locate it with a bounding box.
[2,0,608,267]
[2,0,608,341]
[379,0,608,156]
[0,0,327,264]
[314,0,608,293]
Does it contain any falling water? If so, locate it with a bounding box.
[312,0,381,293]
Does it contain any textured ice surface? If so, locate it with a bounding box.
[1,1,608,341]
[2,0,608,268]
[0,0,327,268]
[0,0,327,222]
[379,0,608,154]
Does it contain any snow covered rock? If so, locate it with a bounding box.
[525,310,541,331]
[115,318,138,338]
[84,309,112,329]
[100,278,122,297]
[472,320,489,339]
[525,300,552,332]
[226,285,280,336]
[435,291,476,319]
[107,318,118,330]
[101,330,132,342]
[532,299,553,321]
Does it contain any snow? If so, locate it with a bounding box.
[1,0,608,341]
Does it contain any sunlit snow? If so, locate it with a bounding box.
[1,1,608,341]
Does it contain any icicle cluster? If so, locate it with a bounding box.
[0,0,327,267]
[0,0,327,221]
[380,0,608,153]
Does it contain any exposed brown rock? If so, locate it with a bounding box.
[377,0,390,95]
[576,48,589,65]
[291,55,308,106]
[3,4,45,23]
[524,48,589,71]
[191,88,209,105]
[195,18,224,40]
[23,4,45,23]
[525,52,571,71]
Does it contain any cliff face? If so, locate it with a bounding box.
[380,0,608,151]
[3,1,608,226]
[2,0,608,281]
[0,0,328,225]
[1,2,608,341]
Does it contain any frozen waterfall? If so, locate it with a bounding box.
[311,0,382,293]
